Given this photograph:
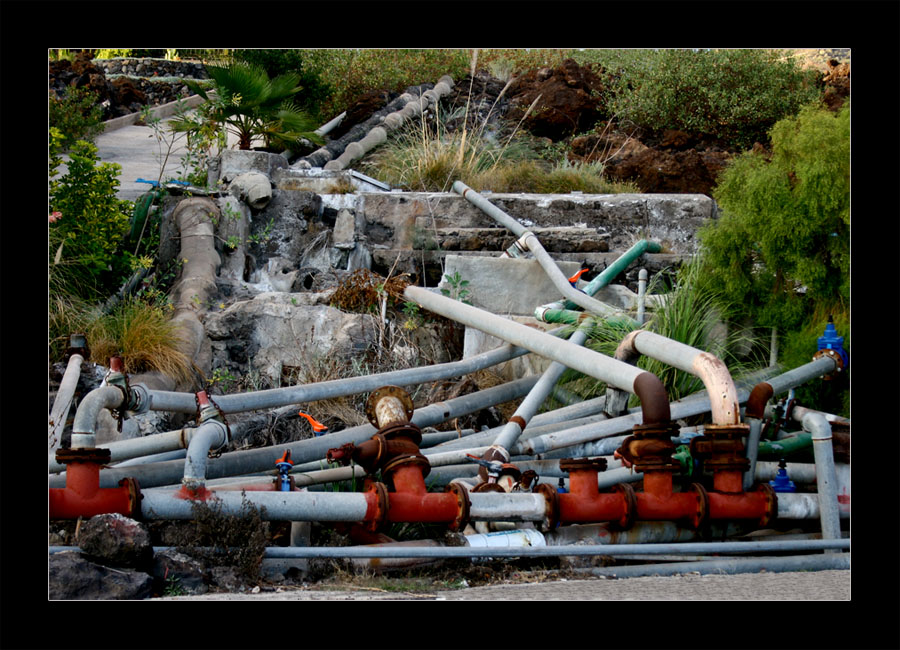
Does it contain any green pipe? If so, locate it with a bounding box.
[538,308,638,328]
[561,239,662,310]
[757,432,813,457]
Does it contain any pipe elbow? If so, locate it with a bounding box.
[801,412,832,441]
[745,382,774,420]
[633,371,671,425]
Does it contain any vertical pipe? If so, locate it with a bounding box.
[803,413,842,551]
[636,268,648,325]
[49,348,85,454]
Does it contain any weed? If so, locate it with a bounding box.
[439,271,472,305]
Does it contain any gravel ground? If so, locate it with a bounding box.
[154,569,850,601]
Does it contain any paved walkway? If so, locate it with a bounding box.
[154,569,850,601]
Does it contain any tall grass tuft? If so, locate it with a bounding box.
[86,297,194,383]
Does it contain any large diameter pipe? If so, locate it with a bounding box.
[69,386,127,449]
[181,420,230,487]
[803,413,843,549]
[50,428,194,474]
[405,285,670,426]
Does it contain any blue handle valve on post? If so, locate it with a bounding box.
[769,459,796,493]
[815,315,849,378]
[275,450,294,492]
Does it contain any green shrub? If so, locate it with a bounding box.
[698,102,849,335]
[606,49,821,149]
[48,87,105,151]
[93,49,132,59]
[49,139,135,299]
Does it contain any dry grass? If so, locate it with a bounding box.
[86,297,194,383]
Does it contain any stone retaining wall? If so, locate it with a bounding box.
[92,58,209,80]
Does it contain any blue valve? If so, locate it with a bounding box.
[557,477,568,494]
[816,315,849,373]
[769,459,796,493]
[275,451,294,492]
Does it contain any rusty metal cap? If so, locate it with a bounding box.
[559,457,608,473]
[365,385,414,428]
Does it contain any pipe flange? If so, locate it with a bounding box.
[383,453,431,480]
[365,385,414,427]
[364,480,390,532]
[813,348,845,379]
[377,420,423,446]
[120,477,142,519]
[472,481,506,493]
[534,483,560,532]
[689,482,710,530]
[559,457,608,473]
[611,482,637,531]
[444,482,470,532]
[756,482,778,528]
[55,447,112,465]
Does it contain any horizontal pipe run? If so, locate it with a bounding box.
[51,376,540,491]
[145,328,554,415]
[53,538,848,559]
[571,552,849,579]
[568,239,662,310]
[50,428,194,474]
[776,492,849,520]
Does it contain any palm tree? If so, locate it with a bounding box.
[173,62,323,151]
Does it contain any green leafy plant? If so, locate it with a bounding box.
[49,87,105,151]
[171,61,324,152]
[440,271,472,305]
[49,139,135,299]
[94,49,132,59]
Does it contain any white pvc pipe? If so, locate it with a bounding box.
[182,420,230,487]
[70,386,126,449]
[802,413,843,550]
[49,352,84,454]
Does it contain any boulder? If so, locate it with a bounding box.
[76,513,154,569]
[152,549,209,596]
[49,551,153,600]
[204,292,379,384]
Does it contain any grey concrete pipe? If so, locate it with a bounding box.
[405,285,672,429]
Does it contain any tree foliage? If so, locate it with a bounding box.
[698,101,849,334]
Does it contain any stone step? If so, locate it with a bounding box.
[420,226,611,253]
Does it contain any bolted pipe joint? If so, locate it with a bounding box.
[689,424,751,493]
[49,447,141,519]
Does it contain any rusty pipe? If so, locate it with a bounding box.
[49,448,140,519]
[405,285,673,427]
[610,329,741,426]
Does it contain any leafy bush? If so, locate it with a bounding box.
[48,87,105,151]
[49,139,135,299]
[605,49,821,149]
[698,102,849,335]
[93,49,132,59]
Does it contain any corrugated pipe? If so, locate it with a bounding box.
[404,285,673,430]
[49,374,540,491]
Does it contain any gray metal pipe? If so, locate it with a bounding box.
[49,348,85,454]
[803,413,843,550]
[614,329,742,425]
[572,551,849,579]
[743,417,764,490]
[50,375,540,491]
[777,492,849,520]
[764,356,837,397]
[69,386,126,449]
[181,420,230,487]
[143,332,550,415]
[50,427,190,474]
[405,285,669,427]
[636,268,648,325]
[491,318,595,456]
[452,180,623,318]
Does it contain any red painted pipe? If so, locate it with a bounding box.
[48,460,137,519]
[559,467,629,524]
